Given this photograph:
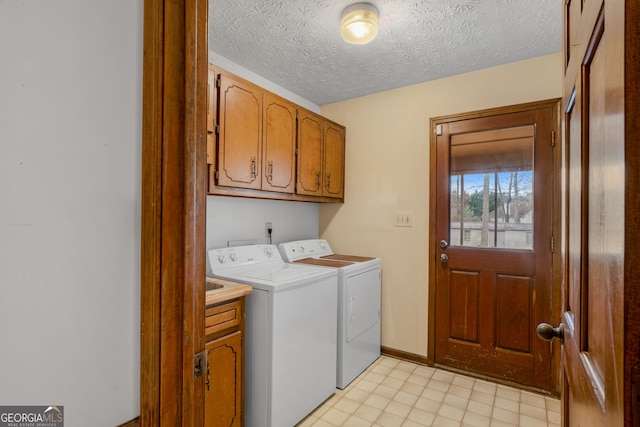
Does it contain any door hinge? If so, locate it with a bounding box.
[435,124,443,136]
[215,76,221,88]
[550,235,555,253]
[296,110,299,120]
[215,124,220,135]
[194,349,207,378]
[214,169,219,180]
[551,131,556,147]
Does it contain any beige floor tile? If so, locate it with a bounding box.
[389,369,412,381]
[496,386,520,401]
[353,404,382,422]
[443,393,469,409]
[470,390,495,406]
[385,401,412,418]
[343,415,373,427]
[491,407,519,424]
[334,397,361,415]
[376,412,405,427]
[414,396,441,413]
[382,376,406,390]
[473,380,497,395]
[375,384,400,399]
[401,380,426,395]
[344,387,370,403]
[448,384,473,399]
[355,379,378,393]
[301,356,561,427]
[521,392,547,409]
[547,409,561,424]
[365,393,391,410]
[394,390,419,406]
[432,370,456,384]
[407,407,437,425]
[520,403,547,420]
[452,375,475,389]
[323,407,350,425]
[466,399,493,417]
[493,396,519,413]
[421,388,446,403]
[438,403,466,422]
[520,414,549,427]
[432,414,462,426]
[462,411,491,427]
[402,419,430,427]
[427,379,452,393]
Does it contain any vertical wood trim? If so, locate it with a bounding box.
[624,1,640,424]
[141,0,207,425]
[140,0,163,424]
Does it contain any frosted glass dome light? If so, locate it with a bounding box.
[340,3,379,45]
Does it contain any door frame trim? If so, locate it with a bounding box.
[140,0,208,424]
[427,98,562,394]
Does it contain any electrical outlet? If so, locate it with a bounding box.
[265,222,273,238]
[393,212,413,227]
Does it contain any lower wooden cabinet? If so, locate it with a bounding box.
[205,331,243,427]
[204,298,245,427]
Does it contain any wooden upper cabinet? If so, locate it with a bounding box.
[297,109,346,199]
[217,72,263,190]
[297,109,324,196]
[209,65,346,202]
[323,121,345,198]
[262,93,296,193]
[206,64,218,166]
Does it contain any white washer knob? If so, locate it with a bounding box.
[299,245,305,252]
[264,246,273,256]
[229,253,237,262]
[319,242,328,250]
[217,255,226,264]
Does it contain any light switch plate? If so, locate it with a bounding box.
[393,212,413,227]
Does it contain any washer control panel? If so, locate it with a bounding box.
[279,239,334,262]
[208,244,282,271]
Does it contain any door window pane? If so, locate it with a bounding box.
[449,126,534,250]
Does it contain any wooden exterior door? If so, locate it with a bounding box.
[431,100,560,391]
[550,0,640,425]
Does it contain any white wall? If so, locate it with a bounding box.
[0,1,142,426]
[319,53,563,358]
[206,196,320,271]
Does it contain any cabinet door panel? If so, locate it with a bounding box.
[263,93,296,193]
[218,74,262,189]
[206,65,217,165]
[205,331,243,427]
[323,122,345,198]
[297,110,323,196]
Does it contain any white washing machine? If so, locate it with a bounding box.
[208,244,338,427]
[279,239,381,389]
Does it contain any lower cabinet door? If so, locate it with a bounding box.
[205,331,243,427]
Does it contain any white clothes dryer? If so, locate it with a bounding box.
[279,239,381,389]
[208,244,338,427]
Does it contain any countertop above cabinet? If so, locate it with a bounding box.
[206,65,346,203]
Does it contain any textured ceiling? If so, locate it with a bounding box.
[208,0,562,106]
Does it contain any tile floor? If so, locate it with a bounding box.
[296,356,560,427]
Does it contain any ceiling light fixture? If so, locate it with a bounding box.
[340,3,379,45]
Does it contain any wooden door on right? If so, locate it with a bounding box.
[559,0,640,425]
